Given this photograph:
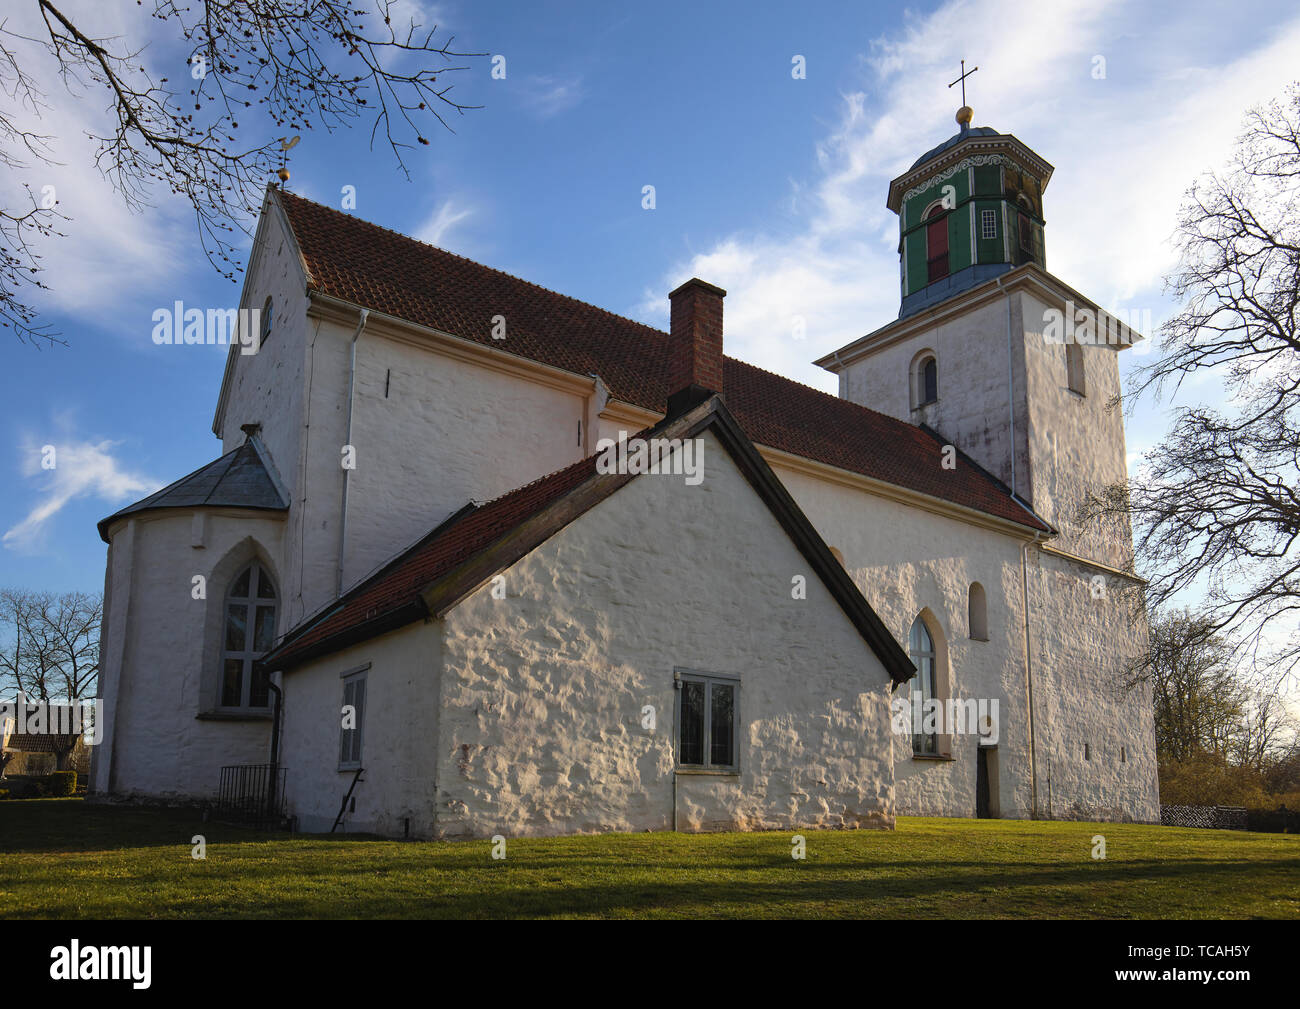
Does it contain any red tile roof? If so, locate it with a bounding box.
[276,189,1045,532]
[265,453,600,669]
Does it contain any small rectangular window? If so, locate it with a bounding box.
[1084,743,1091,761]
[339,671,367,769]
[676,671,739,770]
[1066,343,1086,396]
[981,209,997,240]
[1120,746,1126,763]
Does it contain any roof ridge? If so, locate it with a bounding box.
[277,189,669,342]
[725,355,938,438]
[279,192,957,446]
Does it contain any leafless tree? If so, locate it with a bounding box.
[0,587,101,702]
[0,1,484,344]
[1084,83,1300,687]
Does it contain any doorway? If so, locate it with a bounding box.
[976,747,994,818]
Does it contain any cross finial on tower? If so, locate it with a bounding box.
[948,59,978,105]
[948,60,978,128]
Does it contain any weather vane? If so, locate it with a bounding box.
[276,135,300,184]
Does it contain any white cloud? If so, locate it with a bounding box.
[3,433,160,552]
[518,74,584,119]
[416,198,475,247]
[636,0,1300,397]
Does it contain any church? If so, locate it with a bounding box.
[90,105,1161,836]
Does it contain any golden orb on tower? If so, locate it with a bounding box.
[956,105,974,127]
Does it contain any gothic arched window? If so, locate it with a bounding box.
[925,203,949,282]
[909,617,938,755]
[220,561,277,709]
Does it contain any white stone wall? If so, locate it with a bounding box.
[279,622,443,835]
[431,430,897,839]
[93,510,285,800]
[1025,549,1159,822]
[770,462,1037,819]
[1020,291,1134,569]
[213,201,314,626]
[337,329,588,590]
[837,295,1030,492]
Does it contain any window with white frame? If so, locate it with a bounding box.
[981,208,997,240]
[676,670,739,770]
[220,562,277,709]
[339,669,367,770]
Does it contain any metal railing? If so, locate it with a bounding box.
[216,762,287,829]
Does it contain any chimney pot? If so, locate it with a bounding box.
[667,277,725,413]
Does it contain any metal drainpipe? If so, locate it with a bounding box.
[672,674,682,831]
[337,308,369,598]
[1020,529,1044,818]
[995,273,1017,497]
[268,678,283,765]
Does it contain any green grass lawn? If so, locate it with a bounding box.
[1,798,1297,919]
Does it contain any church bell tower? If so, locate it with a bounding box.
[888,99,1054,319]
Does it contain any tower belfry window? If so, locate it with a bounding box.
[925,204,949,282]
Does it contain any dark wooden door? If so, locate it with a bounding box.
[976,747,991,818]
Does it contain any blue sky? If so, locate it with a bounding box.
[3,0,1300,596]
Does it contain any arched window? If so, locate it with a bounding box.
[911,350,938,408]
[220,561,277,709]
[925,203,949,282]
[968,582,988,641]
[1066,342,1086,396]
[909,617,938,755]
[922,357,938,404]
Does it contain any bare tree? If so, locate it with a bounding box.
[1085,83,1300,685]
[0,587,100,772]
[0,1,484,344]
[0,587,101,702]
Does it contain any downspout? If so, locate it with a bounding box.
[1020,529,1044,819]
[995,273,1017,496]
[337,308,369,598]
[267,675,284,824]
[268,677,283,765]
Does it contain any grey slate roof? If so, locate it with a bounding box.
[908,125,1002,171]
[97,438,289,541]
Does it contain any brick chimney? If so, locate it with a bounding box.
[667,278,725,414]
